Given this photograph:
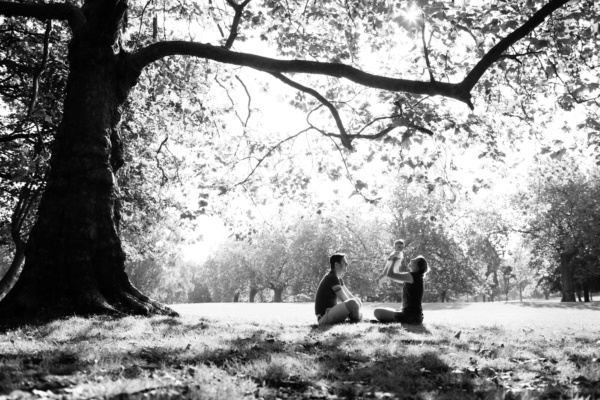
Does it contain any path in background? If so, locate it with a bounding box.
[172,301,599,332]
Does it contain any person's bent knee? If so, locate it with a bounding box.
[373,307,396,323]
[373,308,385,320]
[345,299,362,322]
[345,299,361,314]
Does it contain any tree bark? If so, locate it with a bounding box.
[0,4,175,318]
[249,287,258,303]
[273,287,284,303]
[559,248,577,302]
[583,281,590,302]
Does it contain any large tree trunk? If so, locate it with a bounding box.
[559,248,577,302]
[0,6,175,318]
[0,249,24,302]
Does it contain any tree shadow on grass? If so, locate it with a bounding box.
[0,316,576,399]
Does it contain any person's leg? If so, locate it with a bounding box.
[318,303,350,325]
[395,311,423,324]
[346,298,362,322]
[373,307,397,322]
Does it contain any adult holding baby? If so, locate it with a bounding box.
[374,251,429,325]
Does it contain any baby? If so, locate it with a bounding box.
[377,239,404,287]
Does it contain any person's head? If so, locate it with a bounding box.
[408,255,428,274]
[329,253,348,276]
[394,239,405,252]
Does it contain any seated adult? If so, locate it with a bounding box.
[314,253,362,325]
[374,255,428,324]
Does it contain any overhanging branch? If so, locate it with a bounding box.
[129,41,470,104]
[0,1,85,30]
[462,0,572,93]
[129,0,573,114]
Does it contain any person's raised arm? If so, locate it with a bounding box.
[386,267,414,284]
[377,254,400,286]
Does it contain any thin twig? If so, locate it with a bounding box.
[214,76,245,126]
[420,14,435,82]
[234,128,309,187]
[235,75,252,126]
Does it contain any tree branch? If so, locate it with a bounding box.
[127,0,570,117]
[269,72,353,149]
[0,133,39,143]
[0,1,85,31]
[235,75,252,127]
[223,0,251,50]
[129,41,470,104]
[234,128,309,187]
[462,0,572,93]
[421,14,435,82]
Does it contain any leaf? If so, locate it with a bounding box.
[550,148,567,160]
[454,330,461,339]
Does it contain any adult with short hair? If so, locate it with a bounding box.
[314,253,363,325]
[373,255,428,324]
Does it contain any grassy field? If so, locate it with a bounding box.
[0,301,598,399]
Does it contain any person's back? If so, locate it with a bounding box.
[314,271,342,318]
[402,271,424,315]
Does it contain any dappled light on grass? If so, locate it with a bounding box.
[0,303,599,398]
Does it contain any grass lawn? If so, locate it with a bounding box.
[0,301,598,399]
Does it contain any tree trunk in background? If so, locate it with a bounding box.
[273,287,284,303]
[583,282,590,302]
[249,287,258,303]
[233,292,240,302]
[518,284,523,302]
[559,248,577,302]
[0,4,175,318]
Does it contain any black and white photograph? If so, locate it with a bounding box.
[0,0,598,398]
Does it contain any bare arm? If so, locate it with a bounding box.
[332,284,349,302]
[340,285,362,306]
[386,268,414,284]
[377,254,400,284]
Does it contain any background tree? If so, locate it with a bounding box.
[515,158,600,301]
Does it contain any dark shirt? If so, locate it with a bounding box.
[314,271,344,316]
[402,272,424,315]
